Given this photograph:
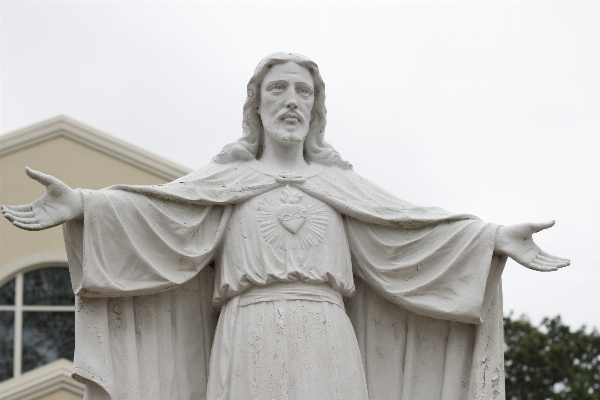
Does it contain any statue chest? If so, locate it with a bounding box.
[213,185,355,304]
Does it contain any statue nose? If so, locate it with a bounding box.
[285,92,298,109]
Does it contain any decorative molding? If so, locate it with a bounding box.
[0,359,84,400]
[0,115,191,181]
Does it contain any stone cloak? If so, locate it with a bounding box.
[63,161,506,399]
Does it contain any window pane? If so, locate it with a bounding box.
[0,311,14,381]
[21,311,75,374]
[0,278,15,305]
[23,267,74,305]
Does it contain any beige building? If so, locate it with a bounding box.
[0,116,190,400]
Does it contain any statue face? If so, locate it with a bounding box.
[258,62,315,145]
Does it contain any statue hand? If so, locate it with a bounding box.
[494,221,570,272]
[1,167,83,231]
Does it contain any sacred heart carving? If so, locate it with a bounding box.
[278,203,307,234]
[257,185,328,249]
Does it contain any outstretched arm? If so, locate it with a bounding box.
[1,167,83,231]
[494,221,570,271]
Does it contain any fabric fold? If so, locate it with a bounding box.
[346,277,505,400]
[64,190,231,297]
[73,269,217,400]
[346,217,505,324]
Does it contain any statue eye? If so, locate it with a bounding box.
[272,83,284,91]
[298,87,313,96]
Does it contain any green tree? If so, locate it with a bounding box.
[504,315,600,399]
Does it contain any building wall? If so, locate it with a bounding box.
[0,121,188,399]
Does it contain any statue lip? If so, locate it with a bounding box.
[280,113,301,122]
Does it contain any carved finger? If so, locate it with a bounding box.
[2,204,33,213]
[1,210,30,222]
[540,250,570,263]
[12,221,45,231]
[530,260,558,272]
[3,212,17,222]
[538,254,562,264]
[4,212,35,223]
[535,258,567,269]
[532,257,562,268]
[531,220,555,233]
[3,209,34,218]
[2,208,15,216]
[535,255,568,267]
[10,216,39,224]
[25,166,54,187]
[536,256,569,269]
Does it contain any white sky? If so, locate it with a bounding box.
[2,1,599,330]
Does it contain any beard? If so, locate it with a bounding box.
[263,125,309,144]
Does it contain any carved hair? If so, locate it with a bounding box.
[212,52,351,169]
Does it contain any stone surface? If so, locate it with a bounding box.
[1,53,569,400]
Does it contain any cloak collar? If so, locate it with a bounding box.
[109,161,477,228]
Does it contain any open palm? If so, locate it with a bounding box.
[496,222,570,272]
[1,167,83,231]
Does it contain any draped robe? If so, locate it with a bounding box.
[63,161,506,400]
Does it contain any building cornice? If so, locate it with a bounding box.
[0,115,191,181]
[0,359,84,400]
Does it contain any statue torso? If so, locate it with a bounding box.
[213,184,355,307]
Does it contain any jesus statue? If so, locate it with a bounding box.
[2,52,569,400]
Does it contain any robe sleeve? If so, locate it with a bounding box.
[346,217,506,324]
[61,188,228,399]
[63,188,232,297]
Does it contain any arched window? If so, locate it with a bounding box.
[0,266,75,382]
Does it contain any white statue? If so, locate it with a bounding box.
[2,53,569,400]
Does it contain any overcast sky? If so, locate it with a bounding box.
[2,1,599,330]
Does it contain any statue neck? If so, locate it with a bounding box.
[259,134,308,172]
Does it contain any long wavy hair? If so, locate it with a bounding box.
[212,52,351,169]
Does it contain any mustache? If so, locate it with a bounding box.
[278,111,303,121]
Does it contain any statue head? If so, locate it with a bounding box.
[212,52,351,169]
[258,61,315,148]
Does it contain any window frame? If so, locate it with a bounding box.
[0,256,74,380]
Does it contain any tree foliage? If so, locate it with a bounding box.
[504,315,600,399]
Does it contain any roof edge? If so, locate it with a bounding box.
[0,116,192,181]
[0,358,85,400]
